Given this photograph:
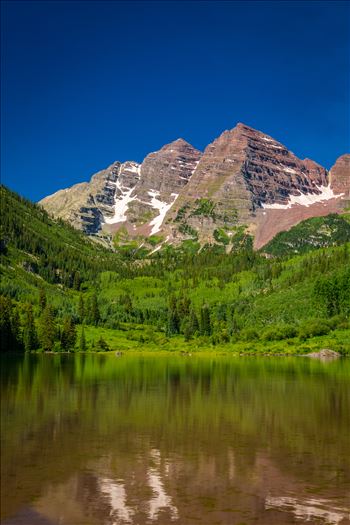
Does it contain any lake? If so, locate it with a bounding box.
[1,354,349,524]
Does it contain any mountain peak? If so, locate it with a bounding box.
[235,122,254,130]
[161,137,198,152]
[172,137,189,145]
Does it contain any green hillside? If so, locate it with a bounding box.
[1,185,349,355]
[262,213,350,256]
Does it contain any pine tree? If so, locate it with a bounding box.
[78,295,85,323]
[183,309,199,341]
[10,306,21,346]
[183,323,192,342]
[38,305,56,351]
[39,287,46,312]
[120,293,133,315]
[73,271,81,291]
[177,295,191,318]
[90,294,100,326]
[96,336,109,352]
[22,303,37,352]
[189,309,199,335]
[166,296,180,336]
[200,304,211,336]
[61,316,77,350]
[0,295,17,352]
[79,324,87,351]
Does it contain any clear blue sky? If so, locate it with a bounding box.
[1,0,349,201]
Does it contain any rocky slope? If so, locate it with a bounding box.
[39,123,349,248]
[330,154,350,197]
[164,124,338,245]
[106,139,201,236]
[40,140,201,237]
[40,161,141,234]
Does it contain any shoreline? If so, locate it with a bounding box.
[2,349,347,359]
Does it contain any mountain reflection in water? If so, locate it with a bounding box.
[1,354,349,524]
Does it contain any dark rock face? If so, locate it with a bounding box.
[239,125,328,207]
[77,206,105,235]
[91,163,121,217]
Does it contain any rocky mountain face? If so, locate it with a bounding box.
[40,161,141,234]
[40,139,201,237]
[164,124,336,245]
[109,139,202,235]
[330,154,350,197]
[39,123,349,249]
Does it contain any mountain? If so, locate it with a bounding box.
[40,139,201,239]
[39,124,349,249]
[107,139,201,236]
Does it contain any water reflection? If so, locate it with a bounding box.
[147,449,178,521]
[1,354,350,524]
[265,496,350,524]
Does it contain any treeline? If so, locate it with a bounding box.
[0,290,110,353]
[163,266,350,344]
[1,262,348,353]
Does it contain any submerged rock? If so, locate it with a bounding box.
[306,349,340,360]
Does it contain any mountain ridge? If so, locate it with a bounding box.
[39,123,349,248]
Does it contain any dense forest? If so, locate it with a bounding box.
[1,185,349,355]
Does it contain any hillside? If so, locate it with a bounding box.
[1,185,349,355]
[262,213,350,256]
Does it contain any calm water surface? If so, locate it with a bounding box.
[1,354,350,525]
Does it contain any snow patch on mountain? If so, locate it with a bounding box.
[262,184,344,210]
[124,163,140,174]
[148,191,179,235]
[104,180,136,224]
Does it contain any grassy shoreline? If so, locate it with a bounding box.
[27,325,349,356]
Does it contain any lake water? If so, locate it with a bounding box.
[1,354,349,525]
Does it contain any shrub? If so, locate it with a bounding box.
[211,329,230,345]
[328,315,349,331]
[240,328,259,341]
[95,336,110,352]
[52,341,63,352]
[178,223,198,239]
[191,199,217,218]
[148,235,164,246]
[262,324,297,341]
[213,228,230,245]
[105,319,121,330]
[298,319,332,340]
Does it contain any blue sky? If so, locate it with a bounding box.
[1,1,349,201]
